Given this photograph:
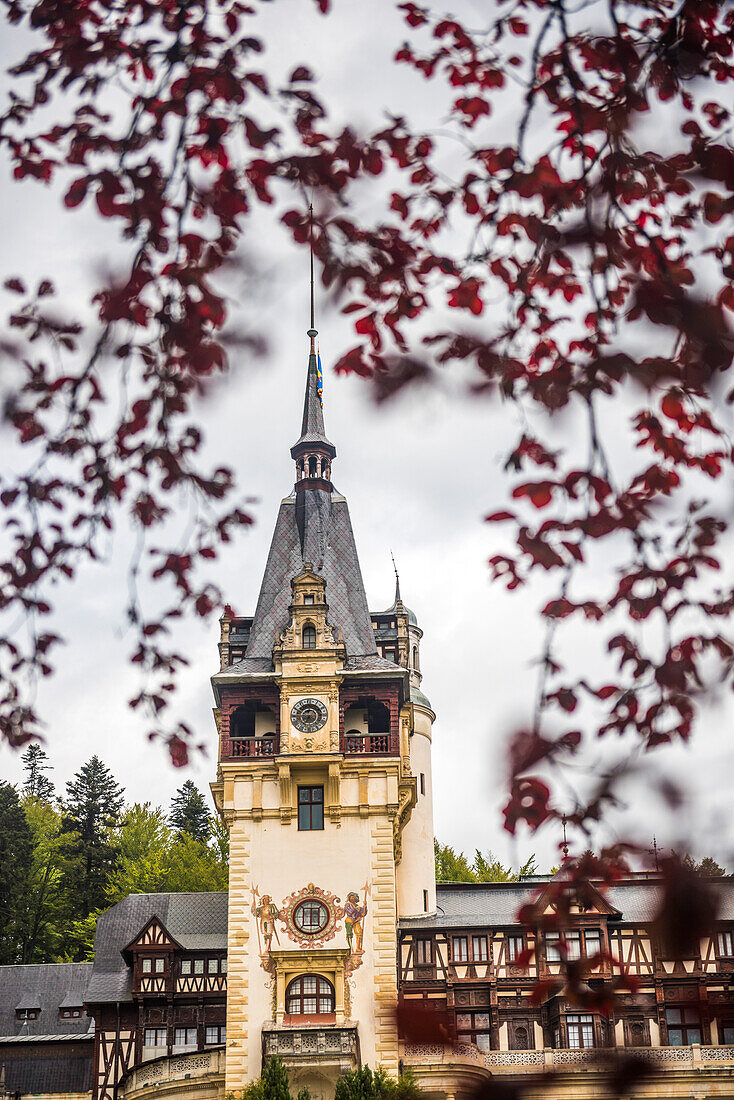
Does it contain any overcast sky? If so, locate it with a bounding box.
[1,0,733,874]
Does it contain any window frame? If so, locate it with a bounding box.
[144,1027,167,1048]
[472,935,489,963]
[665,1006,702,1046]
[173,1026,197,1048]
[567,1013,595,1050]
[414,938,433,966]
[452,935,469,963]
[302,624,317,649]
[717,929,734,958]
[205,1024,226,1045]
[507,934,525,963]
[285,974,335,1019]
[456,1009,491,1051]
[297,785,324,831]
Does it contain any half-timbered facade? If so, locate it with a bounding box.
[2,323,734,1100]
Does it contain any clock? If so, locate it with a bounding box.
[290,697,328,733]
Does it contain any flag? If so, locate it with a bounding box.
[316,349,323,407]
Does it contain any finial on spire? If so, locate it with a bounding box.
[308,203,317,354]
[390,550,402,605]
[561,814,569,861]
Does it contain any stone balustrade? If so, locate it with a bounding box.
[122,1047,225,1099]
[402,1043,734,1075]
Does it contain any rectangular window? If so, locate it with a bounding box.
[154,957,165,973]
[456,1010,491,1051]
[666,1007,701,1046]
[472,936,488,963]
[181,959,191,975]
[507,935,524,963]
[304,595,314,605]
[423,889,428,913]
[565,931,582,961]
[298,786,324,831]
[420,772,425,795]
[452,936,469,963]
[221,957,228,974]
[545,932,561,963]
[584,929,602,957]
[142,958,152,974]
[205,1025,226,1045]
[208,958,219,974]
[194,959,205,975]
[722,1023,734,1044]
[718,930,734,957]
[415,939,432,965]
[174,1027,197,1047]
[567,1014,594,1050]
[144,1028,167,1048]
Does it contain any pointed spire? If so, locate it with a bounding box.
[391,550,402,606]
[291,208,336,487]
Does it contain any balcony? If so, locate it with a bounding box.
[220,735,278,760]
[263,1026,359,1094]
[402,1042,734,1077]
[124,1048,224,1100]
[344,733,392,754]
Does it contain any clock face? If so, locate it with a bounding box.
[291,697,328,733]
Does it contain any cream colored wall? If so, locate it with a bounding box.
[396,704,436,917]
[220,764,400,1091]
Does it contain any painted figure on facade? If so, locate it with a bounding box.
[251,887,281,954]
[345,887,368,954]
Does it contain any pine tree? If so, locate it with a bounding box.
[169,780,211,844]
[0,782,34,964]
[21,744,55,801]
[260,1056,292,1100]
[62,756,125,921]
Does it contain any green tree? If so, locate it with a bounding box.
[0,782,34,964]
[169,780,212,844]
[164,832,228,893]
[21,744,55,802]
[261,1057,292,1100]
[435,839,538,883]
[62,756,125,919]
[335,1066,420,1100]
[18,798,82,962]
[106,803,173,903]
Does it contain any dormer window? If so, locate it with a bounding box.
[302,624,316,649]
[61,1008,82,1019]
[16,1009,39,1020]
[142,957,165,974]
[304,595,314,605]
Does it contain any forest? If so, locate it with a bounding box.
[0,744,227,964]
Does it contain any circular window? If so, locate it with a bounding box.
[293,899,329,935]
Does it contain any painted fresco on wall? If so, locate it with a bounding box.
[251,881,370,969]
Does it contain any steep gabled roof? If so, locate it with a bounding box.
[86,892,228,1004]
[213,491,379,685]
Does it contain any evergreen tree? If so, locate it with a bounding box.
[21,744,55,802]
[165,832,228,893]
[0,782,34,964]
[260,1056,292,1100]
[334,1066,419,1100]
[62,756,125,921]
[169,780,212,843]
[434,839,538,883]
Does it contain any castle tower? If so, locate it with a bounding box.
[211,322,436,1098]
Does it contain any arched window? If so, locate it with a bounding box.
[412,645,419,671]
[308,456,318,477]
[302,624,317,649]
[514,1026,528,1050]
[286,974,334,1017]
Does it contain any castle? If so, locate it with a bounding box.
[1,323,734,1100]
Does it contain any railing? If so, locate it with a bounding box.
[263,1025,359,1064]
[344,733,391,754]
[221,735,278,759]
[402,1043,734,1075]
[125,1048,225,1095]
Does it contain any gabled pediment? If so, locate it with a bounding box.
[531,879,622,922]
[122,915,182,958]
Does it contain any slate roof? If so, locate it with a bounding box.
[0,1052,93,1094]
[87,892,228,1004]
[213,490,380,686]
[0,963,92,1039]
[399,878,734,931]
